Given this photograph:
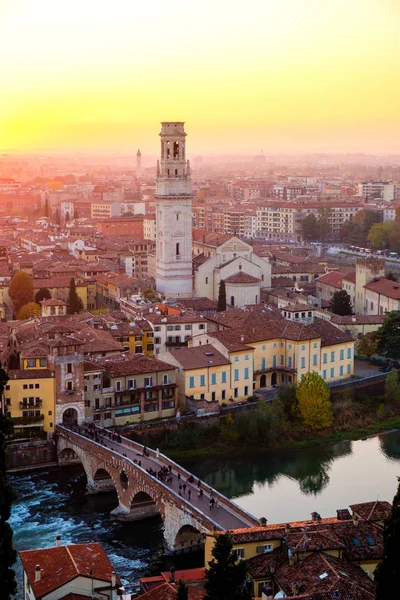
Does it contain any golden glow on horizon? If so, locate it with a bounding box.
[1,0,399,153]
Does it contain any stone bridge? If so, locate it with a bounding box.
[56,425,259,552]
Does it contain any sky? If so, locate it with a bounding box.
[0,0,399,154]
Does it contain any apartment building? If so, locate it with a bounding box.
[90,201,121,219]
[144,311,208,355]
[89,354,178,427]
[160,342,254,407]
[358,180,396,201]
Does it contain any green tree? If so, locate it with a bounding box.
[330,289,353,316]
[385,369,400,405]
[376,311,400,360]
[176,580,189,600]
[296,372,333,430]
[17,302,41,320]
[301,213,320,242]
[67,278,84,314]
[356,333,378,360]
[317,207,332,241]
[277,383,298,421]
[374,478,400,599]
[204,532,252,600]
[0,362,17,598]
[367,222,399,250]
[8,271,34,314]
[217,280,227,312]
[35,287,52,304]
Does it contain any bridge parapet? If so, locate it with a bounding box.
[92,424,259,528]
[57,425,226,550]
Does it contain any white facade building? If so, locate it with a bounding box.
[155,122,193,298]
[358,181,396,202]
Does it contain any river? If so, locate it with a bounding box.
[9,430,400,597]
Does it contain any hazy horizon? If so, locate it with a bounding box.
[1,0,399,154]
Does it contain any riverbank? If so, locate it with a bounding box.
[134,412,400,461]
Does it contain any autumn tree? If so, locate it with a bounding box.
[217,280,227,312]
[67,278,83,314]
[296,372,333,430]
[17,302,41,320]
[356,333,378,360]
[374,478,400,599]
[385,369,400,406]
[204,533,252,600]
[0,362,17,598]
[8,271,34,314]
[376,311,400,360]
[330,289,353,316]
[35,287,52,304]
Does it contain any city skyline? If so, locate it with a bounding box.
[1,0,399,154]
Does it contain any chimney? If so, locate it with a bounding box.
[111,571,116,588]
[285,523,291,534]
[56,535,61,547]
[169,567,176,584]
[240,335,245,342]
[288,549,295,566]
[353,514,359,527]
[311,511,319,522]
[259,517,267,527]
[35,565,41,583]
[291,582,300,596]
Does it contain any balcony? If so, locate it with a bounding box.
[102,386,114,393]
[13,414,44,427]
[19,400,42,410]
[165,340,188,348]
[254,366,297,375]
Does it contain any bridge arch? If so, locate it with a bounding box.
[174,524,204,553]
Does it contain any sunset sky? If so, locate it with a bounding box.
[1,0,399,154]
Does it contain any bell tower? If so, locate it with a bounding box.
[155,122,193,298]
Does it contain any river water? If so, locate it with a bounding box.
[10,430,400,597]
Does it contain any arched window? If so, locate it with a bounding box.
[205,277,208,284]
[176,243,180,257]
[231,296,235,307]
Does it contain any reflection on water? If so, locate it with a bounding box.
[184,431,400,524]
[189,440,352,498]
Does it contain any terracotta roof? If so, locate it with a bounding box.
[331,314,385,325]
[33,276,86,288]
[20,346,49,358]
[270,276,295,288]
[138,582,205,600]
[224,272,260,284]
[350,500,392,522]
[19,543,121,599]
[160,567,205,583]
[102,354,175,377]
[316,271,344,288]
[275,551,375,599]
[40,298,68,306]
[8,369,54,380]
[247,547,286,579]
[364,277,400,300]
[167,345,231,370]
[175,297,218,313]
[342,270,356,283]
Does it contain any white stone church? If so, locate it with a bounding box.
[154,122,271,306]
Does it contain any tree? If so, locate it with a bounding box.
[376,311,400,360]
[296,372,333,430]
[374,477,400,599]
[0,362,17,598]
[217,280,227,312]
[330,289,353,316]
[356,333,378,360]
[301,213,320,242]
[176,580,189,600]
[44,197,49,218]
[317,207,332,241]
[386,272,398,282]
[367,222,400,251]
[385,369,400,405]
[17,302,41,320]
[277,383,298,421]
[8,271,34,314]
[35,287,52,304]
[67,278,84,314]
[65,212,70,223]
[55,208,61,225]
[204,532,252,600]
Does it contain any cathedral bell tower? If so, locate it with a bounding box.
[155,122,193,298]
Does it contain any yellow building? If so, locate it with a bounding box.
[29,277,88,310]
[199,309,354,388]
[5,369,56,437]
[160,343,254,407]
[205,500,388,597]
